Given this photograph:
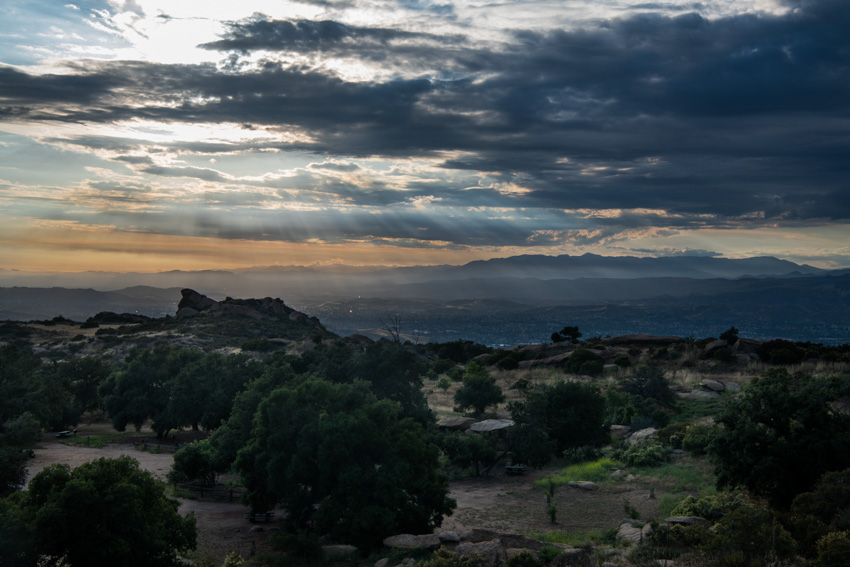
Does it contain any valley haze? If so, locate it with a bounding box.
[3,253,848,346]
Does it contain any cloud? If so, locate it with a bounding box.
[629,247,722,258]
[199,16,456,52]
[1,1,849,256]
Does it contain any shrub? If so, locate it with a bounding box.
[681,424,717,456]
[432,358,457,374]
[815,531,850,567]
[538,546,563,564]
[657,422,690,449]
[719,327,739,345]
[543,457,622,486]
[447,367,464,382]
[506,551,542,567]
[240,338,275,352]
[564,348,603,376]
[707,503,797,565]
[614,355,631,368]
[497,355,519,370]
[562,445,603,465]
[420,549,484,567]
[670,490,750,521]
[757,339,804,365]
[620,437,667,467]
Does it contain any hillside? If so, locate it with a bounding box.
[0,289,339,359]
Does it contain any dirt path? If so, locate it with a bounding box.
[441,468,659,536]
[26,424,663,563]
[26,436,175,484]
[26,427,272,564]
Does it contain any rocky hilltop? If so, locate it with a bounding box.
[0,288,340,359]
[175,288,321,327]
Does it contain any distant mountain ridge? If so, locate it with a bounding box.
[0,254,832,301]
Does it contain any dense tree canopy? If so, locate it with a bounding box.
[709,369,850,509]
[100,346,261,437]
[1,456,195,567]
[235,379,455,547]
[0,344,80,430]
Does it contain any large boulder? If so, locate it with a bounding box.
[178,289,217,313]
[666,516,710,527]
[700,379,725,392]
[383,534,441,550]
[677,390,720,400]
[518,352,573,369]
[553,549,594,566]
[568,481,599,491]
[628,427,658,445]
[616,519,643,543]
[456,540,505,567]
[735,338,762,353]
[322,545,357,561]
[602,335,683,347]
[703,339,728,354]
[437,417,477,431]
[469,419,514,433]
[610,424,631,439]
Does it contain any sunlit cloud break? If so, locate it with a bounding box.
[0,0,848,270]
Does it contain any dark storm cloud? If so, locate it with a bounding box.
[199,16,455,52]
[308,161,362,172]
[2,0,849,236]
[140,164,229,182]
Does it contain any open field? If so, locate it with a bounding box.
[27,420,717,565]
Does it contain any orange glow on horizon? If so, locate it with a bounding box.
[0,223,494,272]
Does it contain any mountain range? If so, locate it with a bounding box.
[2,254,848,345]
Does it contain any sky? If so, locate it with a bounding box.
[0,0,848,272]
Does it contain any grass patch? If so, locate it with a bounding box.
[671,397,724,423]
[526,528,618,547]
[632,456,716,494]
[540,457,623,487]
[657,493,686,518]
[62,434,111,449]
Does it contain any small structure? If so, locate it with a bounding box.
[504,464,527,476]
[468,419,514,433]
[245,511,276,523]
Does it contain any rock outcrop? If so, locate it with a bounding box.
[174,288,323,327]
[602,334,683,347]
[380,530,592,567]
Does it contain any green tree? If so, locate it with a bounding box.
[206,361,298,474]
[6,456,196,567]
[350,342,432,425]
[510,381,607,456]
[719,326,740,345]
[165,352,261,432]
[620,365,676,408]
[49,355,112,413]
[235,379,455,548]
[453,362,505,417]
[0,446,28,498]
[441,431,500,477]
[169,440,218,486]
[708,369,850,509]
[552,326,582,344]
[100,345,204,436]
[0,344,80,430]
[788,468,850,557]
